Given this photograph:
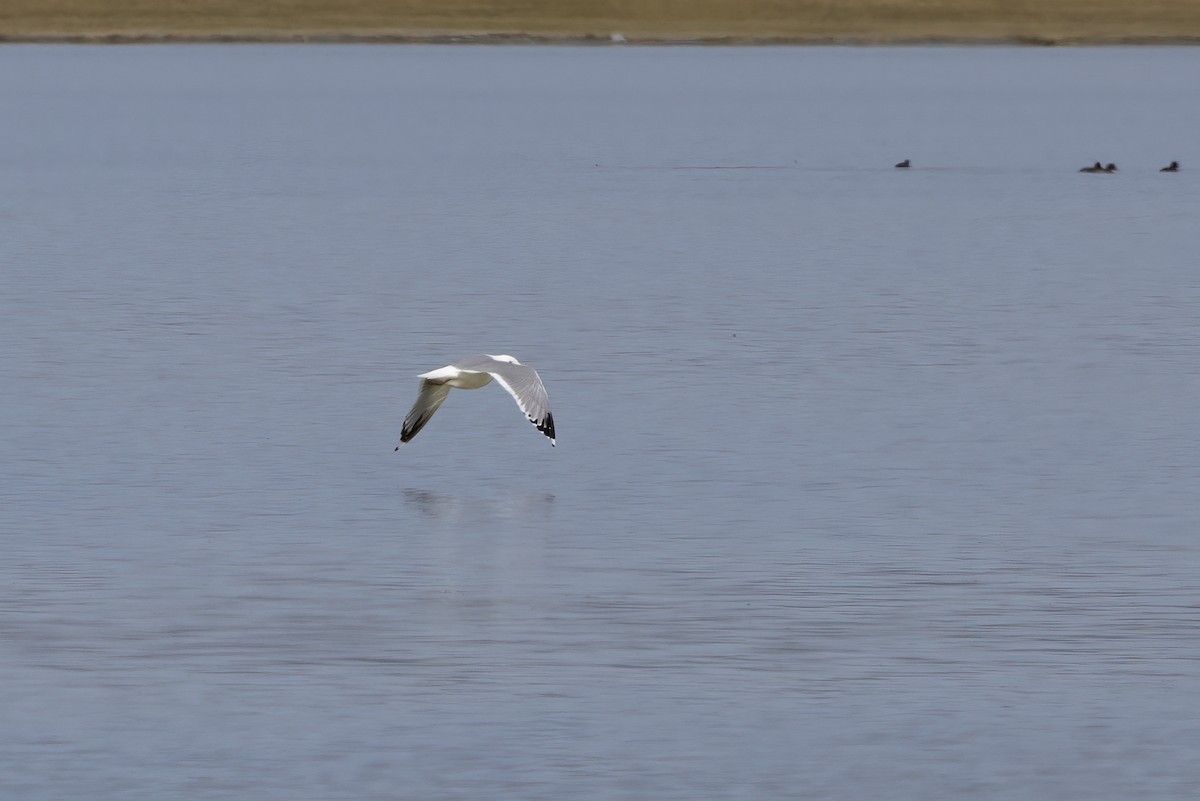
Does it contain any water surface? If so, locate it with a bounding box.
[2,45,1199,800]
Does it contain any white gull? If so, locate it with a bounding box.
[395,354,556,449]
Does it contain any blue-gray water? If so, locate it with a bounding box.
[2,45,1199,800]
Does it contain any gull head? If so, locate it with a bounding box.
[487,354,522,364]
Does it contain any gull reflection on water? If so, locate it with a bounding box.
[400,489,559,591]
[402,489,556,525]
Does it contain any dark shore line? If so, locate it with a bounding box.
[4,32,1200,46]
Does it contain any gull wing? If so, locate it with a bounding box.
[480,360,556,446]
[396,379,452,449]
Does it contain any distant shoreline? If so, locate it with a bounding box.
[7,0,1200,46]
[4,32,1200,46]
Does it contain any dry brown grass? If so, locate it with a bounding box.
[2,0,1199,42]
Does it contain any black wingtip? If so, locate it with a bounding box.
[534,411,556,444]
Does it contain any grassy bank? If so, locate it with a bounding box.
[2,0,1200,44]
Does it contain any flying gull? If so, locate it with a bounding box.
[395,354,556,449]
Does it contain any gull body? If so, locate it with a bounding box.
[395,354,555,449]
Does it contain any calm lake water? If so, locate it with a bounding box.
[2,44,1199,800]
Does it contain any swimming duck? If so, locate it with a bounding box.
[1160,161,1180,172]
[1104,163,1118,173]
[1079,162,1105,173]
[894,159,910,169]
